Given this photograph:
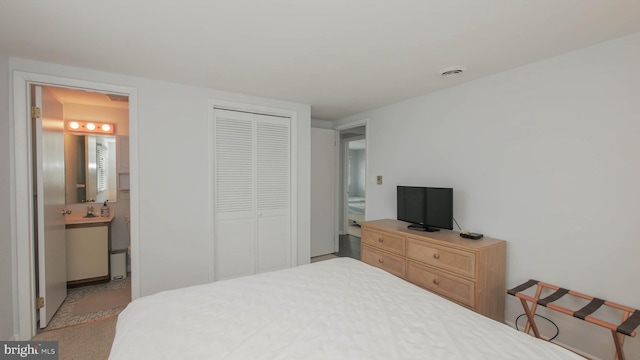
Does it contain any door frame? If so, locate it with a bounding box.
[12,71,139,340]
[334,119,369,236]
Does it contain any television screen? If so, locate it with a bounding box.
[397,186,453,232]
[397,186,425,226]
[425,187,453,230]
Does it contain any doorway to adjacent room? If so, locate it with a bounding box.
[12,71,138,340]
[335,121,368,260]
[31,84,132,331]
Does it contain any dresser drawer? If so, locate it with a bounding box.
[406,237,476,278]
[407,260,475,307]
[362,229,405,256]
[362,245,406,278]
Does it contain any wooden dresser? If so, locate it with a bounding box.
[361,219,506,322]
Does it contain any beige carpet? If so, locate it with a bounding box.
[33,316,117,360]
[73,287,131,316]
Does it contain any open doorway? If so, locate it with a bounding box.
[30,84,131,331]
[346,138,366,237]
[336,124,366,259]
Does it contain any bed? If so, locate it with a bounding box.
[109,258,583,359]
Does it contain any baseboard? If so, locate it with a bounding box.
[503,320,601,360]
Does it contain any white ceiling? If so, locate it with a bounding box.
[1,1,639,120]
[46,86,129,109]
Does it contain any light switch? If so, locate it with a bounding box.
[377,175,383,185]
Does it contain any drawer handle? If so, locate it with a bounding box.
[378,259,384,264]
[433,253,440,260]
[433,278,440,285]
[378,238,384,242]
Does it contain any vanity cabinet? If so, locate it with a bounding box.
[66,217,113,286]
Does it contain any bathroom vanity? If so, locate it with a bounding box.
[65,212,115,286]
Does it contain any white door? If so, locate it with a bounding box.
[214,109,291,280]
[214,110,256,280]
[255,114,290,273]
[34,85,67,328]
[310,128,337,257]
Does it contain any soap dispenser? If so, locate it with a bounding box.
[101,201,110,217]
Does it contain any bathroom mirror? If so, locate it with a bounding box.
[64,134,117,204]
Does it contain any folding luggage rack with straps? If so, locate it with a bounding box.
[507,279,640,360]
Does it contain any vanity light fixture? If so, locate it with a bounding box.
[66,120,115,134]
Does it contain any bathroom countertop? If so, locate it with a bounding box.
[66,211,115,225]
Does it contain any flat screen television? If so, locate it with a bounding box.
[397,186,453,232]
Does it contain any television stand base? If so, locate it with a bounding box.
[407,224,440,232]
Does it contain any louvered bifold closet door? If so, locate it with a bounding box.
[213,109,291,281]
[255,114,291,273]
[214,109,256,280]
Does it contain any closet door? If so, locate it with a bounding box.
[214,109,291,280]
[256,114,290,273]
[214,110,256,280]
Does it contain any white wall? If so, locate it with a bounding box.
[9,58,311,302]
[311,119,333,129]
[0,53,15,340]
[348,149,365,198]
[335,33,640,359]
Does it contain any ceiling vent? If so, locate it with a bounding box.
[439,66,466,78]
[106,94,129,102]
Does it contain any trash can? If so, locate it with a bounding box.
[110,249,127,280]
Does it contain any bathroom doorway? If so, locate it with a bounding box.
[13,71,138,340]
[24,81,133,333]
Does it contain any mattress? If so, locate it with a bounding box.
[109,258,583,360]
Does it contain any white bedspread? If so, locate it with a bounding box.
[110,258,582,359]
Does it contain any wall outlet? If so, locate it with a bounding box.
[377,175,383,185]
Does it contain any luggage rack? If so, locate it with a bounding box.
[507,279,640,360]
